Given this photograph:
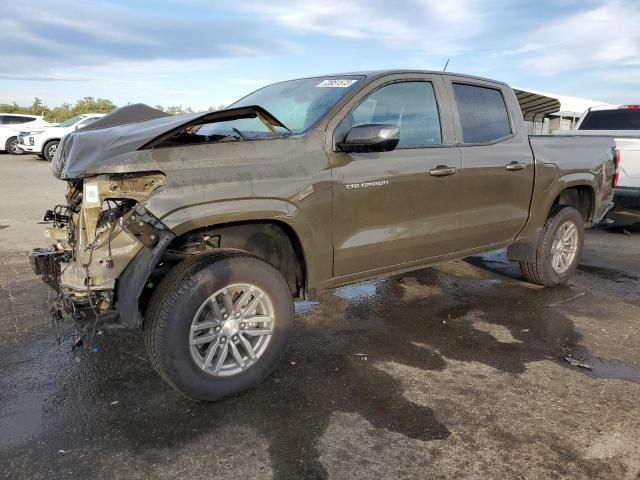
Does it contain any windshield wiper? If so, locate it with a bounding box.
[255,110,292,138]
[231,127,247,140]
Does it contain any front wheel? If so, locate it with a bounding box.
[144,252,293,401]
[43,140,59,162]
[520,206,584,287]
[5,137,23,155]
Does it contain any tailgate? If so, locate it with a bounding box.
[615,138,640,189]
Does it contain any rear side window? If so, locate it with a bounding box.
[453,83,511,144]
[350,81,442,147]
[579,109,640,130]
[1,116,33,125]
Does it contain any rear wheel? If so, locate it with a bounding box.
[43,140,59,162]
[144,252,293,401]
[520,206,584,287]
[5,137,23,155]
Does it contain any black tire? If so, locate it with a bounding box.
[520,206,584,287]
[36,153,46,160]
[5,136,23,155]
[144,251,293,401]
[43,140,59,162]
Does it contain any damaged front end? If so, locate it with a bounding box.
[30,171,170,330]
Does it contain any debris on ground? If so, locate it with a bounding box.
[564,356,593,370]
[547,292,586,307]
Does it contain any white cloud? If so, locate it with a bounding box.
[240,0,492,55]
[522,0,640,75]
[0,0,293,77]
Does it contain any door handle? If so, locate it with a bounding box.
[429,166,458,177]
[505,162,526,171]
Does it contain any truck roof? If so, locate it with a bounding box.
[290,69,510,87]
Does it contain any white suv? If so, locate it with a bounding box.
[0,114,51,154]
[19,113,105,161]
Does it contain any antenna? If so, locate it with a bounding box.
[443,59,450,72]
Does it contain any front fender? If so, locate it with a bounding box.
[149,197,328,291]
[159,198,301,236]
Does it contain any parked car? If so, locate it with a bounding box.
[0,114,50,154]
[556,105,640,208]
[30,70,616,401]
[18,113,105,161]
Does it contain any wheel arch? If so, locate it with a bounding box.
[116,214,312,330]
[509,177,594,263]
[166,219,309,298]
[551,182,595,224]
[42,138,61,158]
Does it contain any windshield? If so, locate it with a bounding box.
[579,109,640,130]
[224,75,365,135]
[59,115,86,128]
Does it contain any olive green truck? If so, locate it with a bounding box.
[31,70,616,400]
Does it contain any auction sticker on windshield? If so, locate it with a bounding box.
[316,79,358,88]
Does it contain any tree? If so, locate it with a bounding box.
[30,97,48,116]
[1,97,205,121]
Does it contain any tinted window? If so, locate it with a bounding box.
[76,117,100,129]
[350,82,441,147]
[59,115,86,128]
[453,83,511,143]
[2,116,34,125]
[579,109,640,130]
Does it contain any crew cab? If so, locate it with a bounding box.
[18,113,105,161]
[0,114,51,154]
[30,71,616,401]
[556,105,640,209]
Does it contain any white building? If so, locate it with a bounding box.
[514,88,611,135]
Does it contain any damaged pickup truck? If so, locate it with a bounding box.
[31,71,616,401]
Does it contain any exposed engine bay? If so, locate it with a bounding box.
[31,172,167,327]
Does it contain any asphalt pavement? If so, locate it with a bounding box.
[1,153,639,479]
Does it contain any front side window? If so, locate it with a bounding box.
[453,83,511,144]
[349,81,442,147]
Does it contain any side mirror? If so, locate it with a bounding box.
[337,124,400,153]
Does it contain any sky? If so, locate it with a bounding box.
[1,0,639,110]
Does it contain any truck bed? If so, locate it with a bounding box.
[528,134,616,224]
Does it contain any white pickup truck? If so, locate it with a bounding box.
[558,105,640,209]
[18,113,105,161]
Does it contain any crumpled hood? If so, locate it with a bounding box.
[52,103,287,179]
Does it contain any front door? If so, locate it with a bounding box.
[329,76,463,277]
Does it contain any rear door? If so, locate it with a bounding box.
[445,77,534,247]
[328,73,463,277]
